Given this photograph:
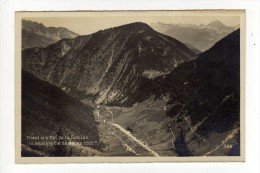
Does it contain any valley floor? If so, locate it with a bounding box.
[82,95,240,157]
[82,97,176,156]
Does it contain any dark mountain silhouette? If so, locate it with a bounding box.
[22,22,196,105]
[22,70,100,156]
[22,20,79,49]
[151,20,238,52]
[163,29,240,135]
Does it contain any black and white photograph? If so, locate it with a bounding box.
[16,11,245,162]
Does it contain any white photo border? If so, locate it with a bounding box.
[0,0,260,173]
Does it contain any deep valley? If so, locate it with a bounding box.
[21,20,241,157]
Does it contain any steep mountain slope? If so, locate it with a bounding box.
[159,28,240,132]
[22,22,196,105]
[152,29,240,155]
[151,21,238,52]
[22,70,100,156]
[22,20,79,49]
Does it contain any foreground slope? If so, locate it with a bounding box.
[22,71,100,156]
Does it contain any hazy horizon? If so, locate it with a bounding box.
[23,15,240,35]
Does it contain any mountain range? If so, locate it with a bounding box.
[21,21,240,156]
[22,20,79,50]
[151,20,239,52]
[22,22,196,105]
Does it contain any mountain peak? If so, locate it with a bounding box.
[22,19,79,49]
[207,20,226,28]
[122,22,150,27]
[22,20,46,30]
[112,22,153,32]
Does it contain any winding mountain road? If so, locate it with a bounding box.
[108,122,160,157]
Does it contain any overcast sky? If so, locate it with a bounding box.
[23,11,241,35]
